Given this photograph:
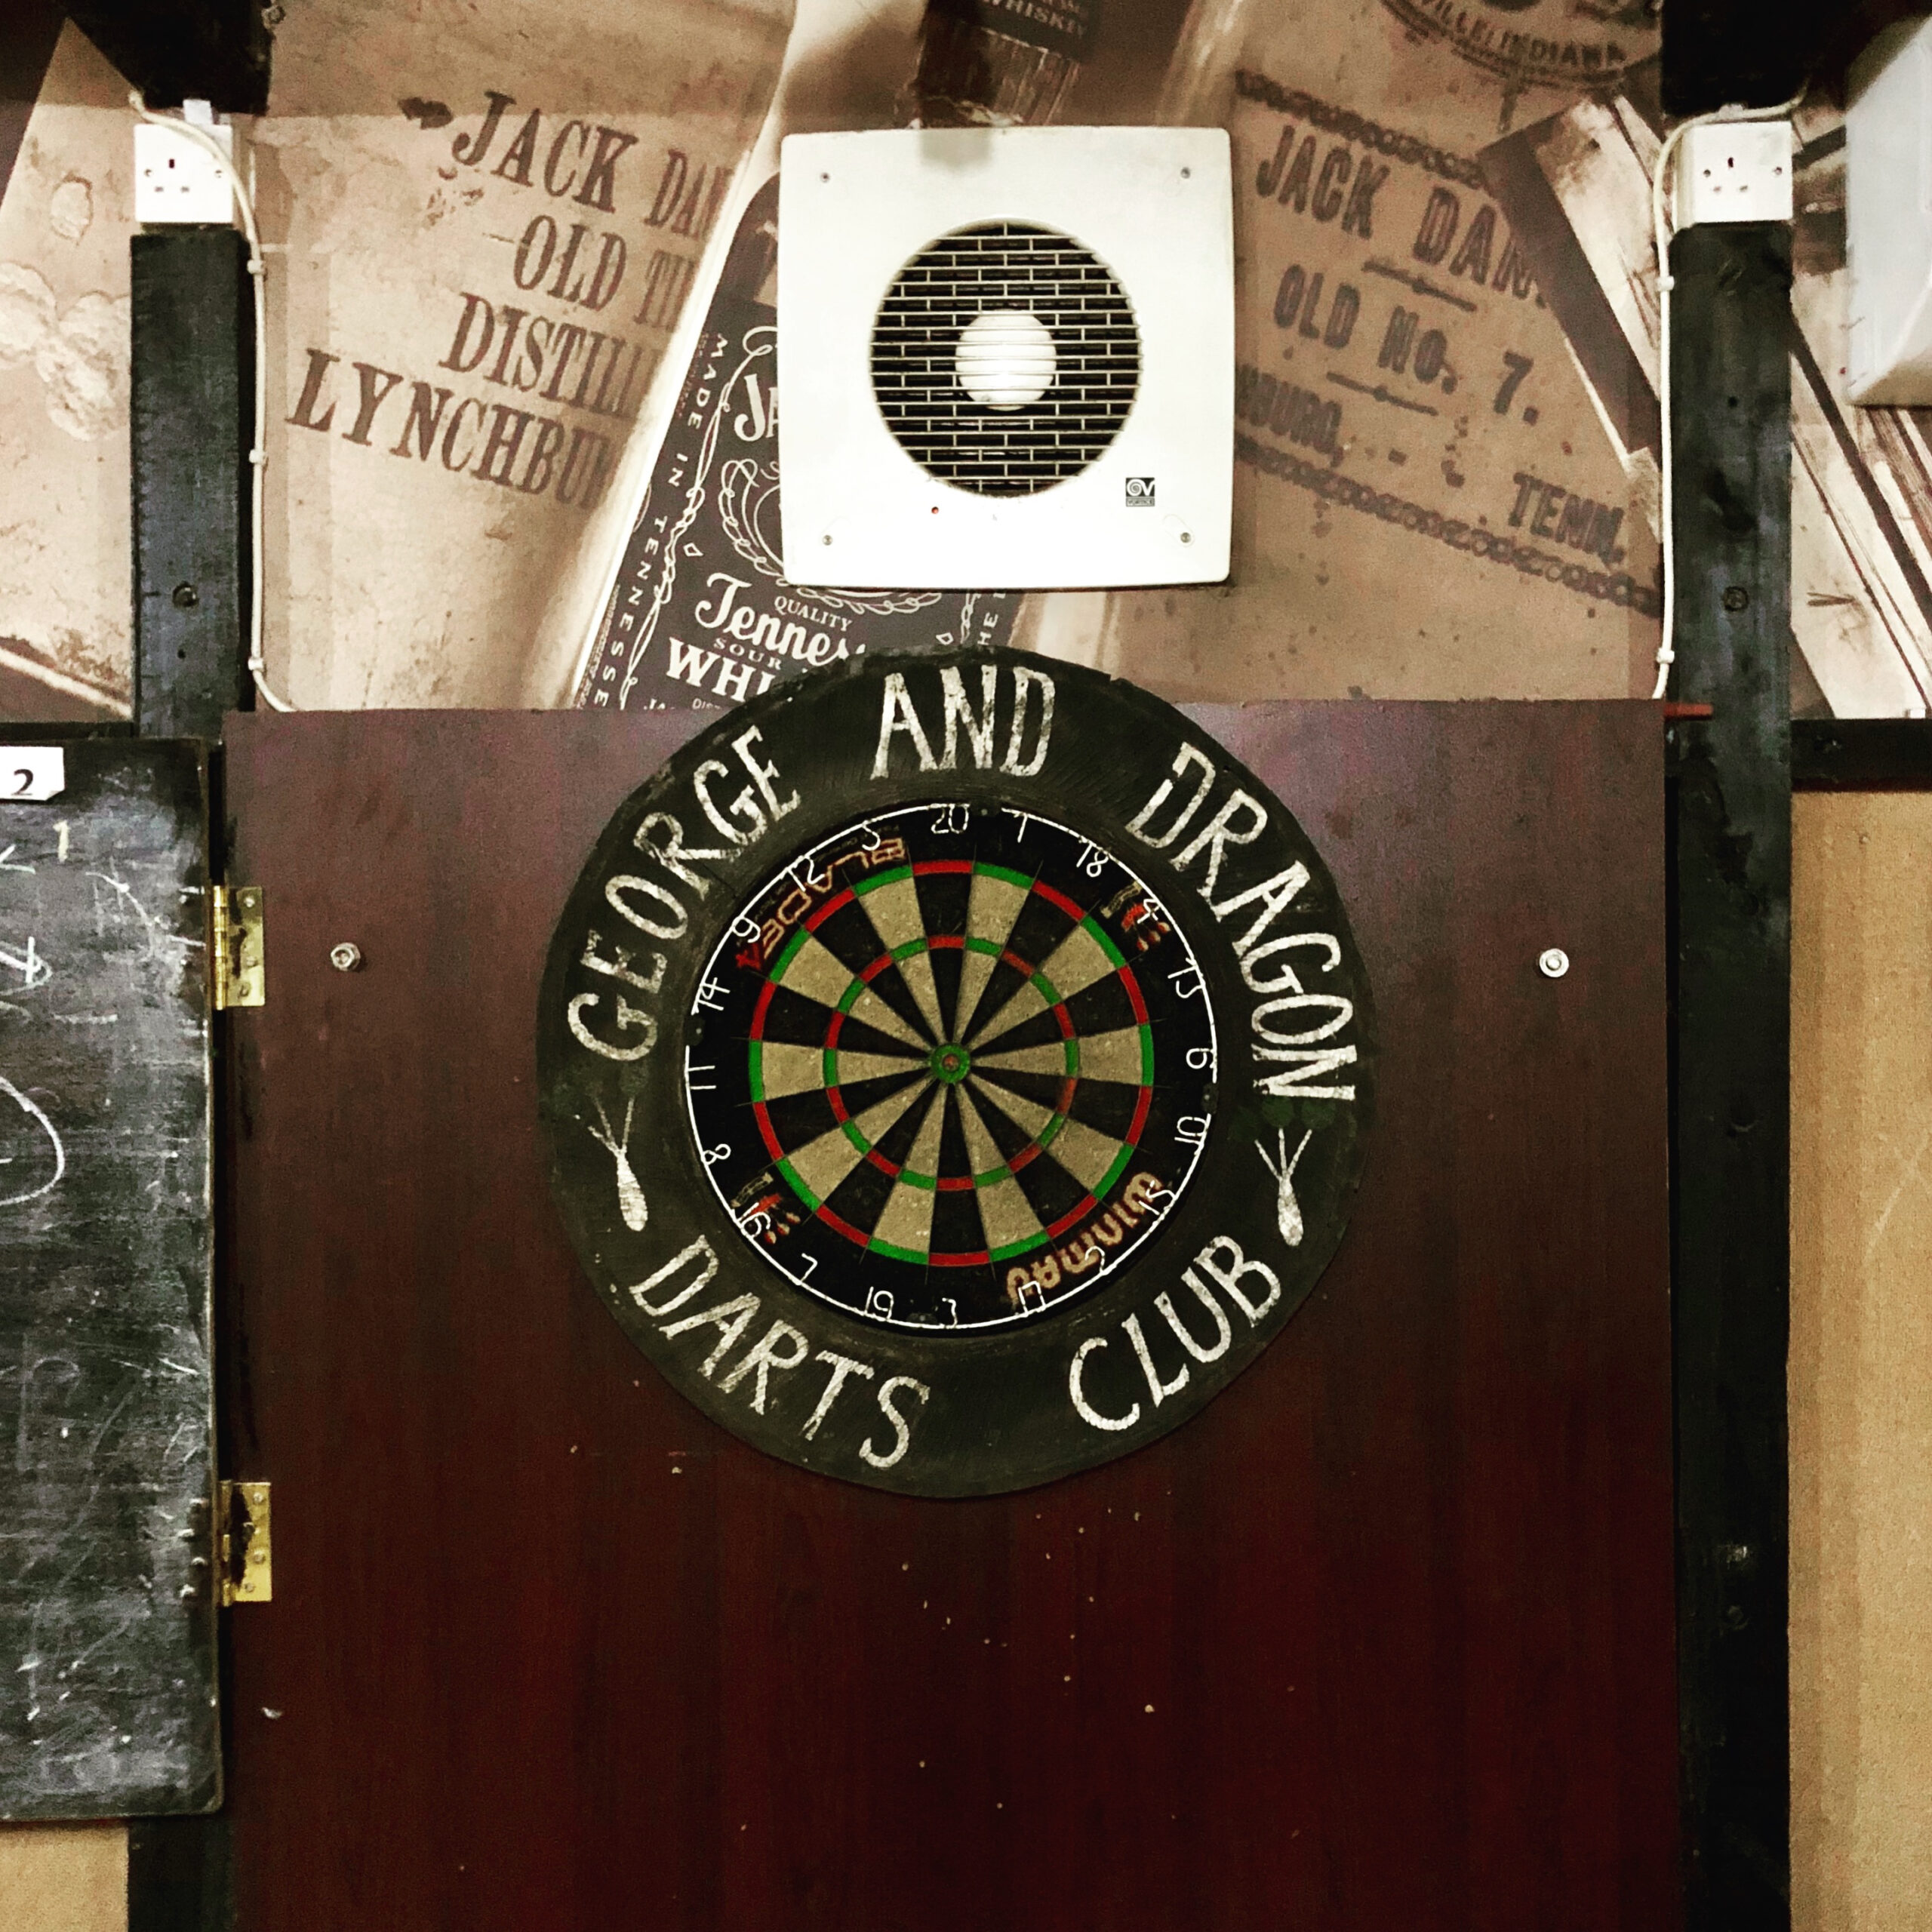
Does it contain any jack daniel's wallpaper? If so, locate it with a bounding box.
[557,0,1675,712]
[0,1,1927,718]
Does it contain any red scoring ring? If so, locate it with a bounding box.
[741,856,1167,1269]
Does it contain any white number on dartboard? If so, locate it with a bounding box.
[865,1286,895,1319]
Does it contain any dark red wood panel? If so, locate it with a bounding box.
[222,701,1675,1931]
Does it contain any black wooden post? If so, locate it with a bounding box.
[131,226,254,737]
[128,220,252,1932]
[1666,222,1793,1930]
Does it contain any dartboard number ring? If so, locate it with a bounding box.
[687,803,1218,1331]
[539,649,1374,1497]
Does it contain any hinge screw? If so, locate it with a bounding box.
[330,942,364,972]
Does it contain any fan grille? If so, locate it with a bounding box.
[870,221,1140,499]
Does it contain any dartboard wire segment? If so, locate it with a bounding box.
[687,804,1217,1334]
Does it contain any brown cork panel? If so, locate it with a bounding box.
[0,1823,125,1932]
[1792,794,1932,1932]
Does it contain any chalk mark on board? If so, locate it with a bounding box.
[1865,1117,1932,1263]
[0,1075,64,1205]
[14,1346,79,1478]
[82,1375,144,1482]
[0,845,35,875]
[88,868,198,967]
[0,937,48,989]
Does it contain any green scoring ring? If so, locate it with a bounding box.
[743,862,1157,1248]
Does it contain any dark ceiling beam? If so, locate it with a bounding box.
[62,0,269,115]
[0,0,62,205]
[1664,0,1922,115]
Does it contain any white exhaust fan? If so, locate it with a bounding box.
[777,126,1233,590]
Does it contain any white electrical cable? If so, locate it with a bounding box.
[129,93,295,713]
[1649,88,1807,703]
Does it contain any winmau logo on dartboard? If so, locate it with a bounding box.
[1379,0,1658,93]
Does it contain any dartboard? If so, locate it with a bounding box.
[539,649,1374,1497]
[686,804,1216,1330]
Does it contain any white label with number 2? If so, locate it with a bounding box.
[0,749,63,802]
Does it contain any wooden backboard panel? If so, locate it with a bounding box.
[222,702,1675,1930]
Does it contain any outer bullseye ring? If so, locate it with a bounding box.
[930,1044,972,1084]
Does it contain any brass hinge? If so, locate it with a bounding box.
[210,884,265,1009]
[218,1480,272,1605]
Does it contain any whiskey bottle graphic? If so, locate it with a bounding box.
[574,175,1011,713]
[910,0,1098,128]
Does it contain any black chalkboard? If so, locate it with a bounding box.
[0,739,219,1817]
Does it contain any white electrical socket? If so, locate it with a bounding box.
[1673,121,1795,227]
[134,120,236,225]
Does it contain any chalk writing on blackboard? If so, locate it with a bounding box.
[0,741,220,1820]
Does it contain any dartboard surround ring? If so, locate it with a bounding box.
[539,650,1375,1497]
